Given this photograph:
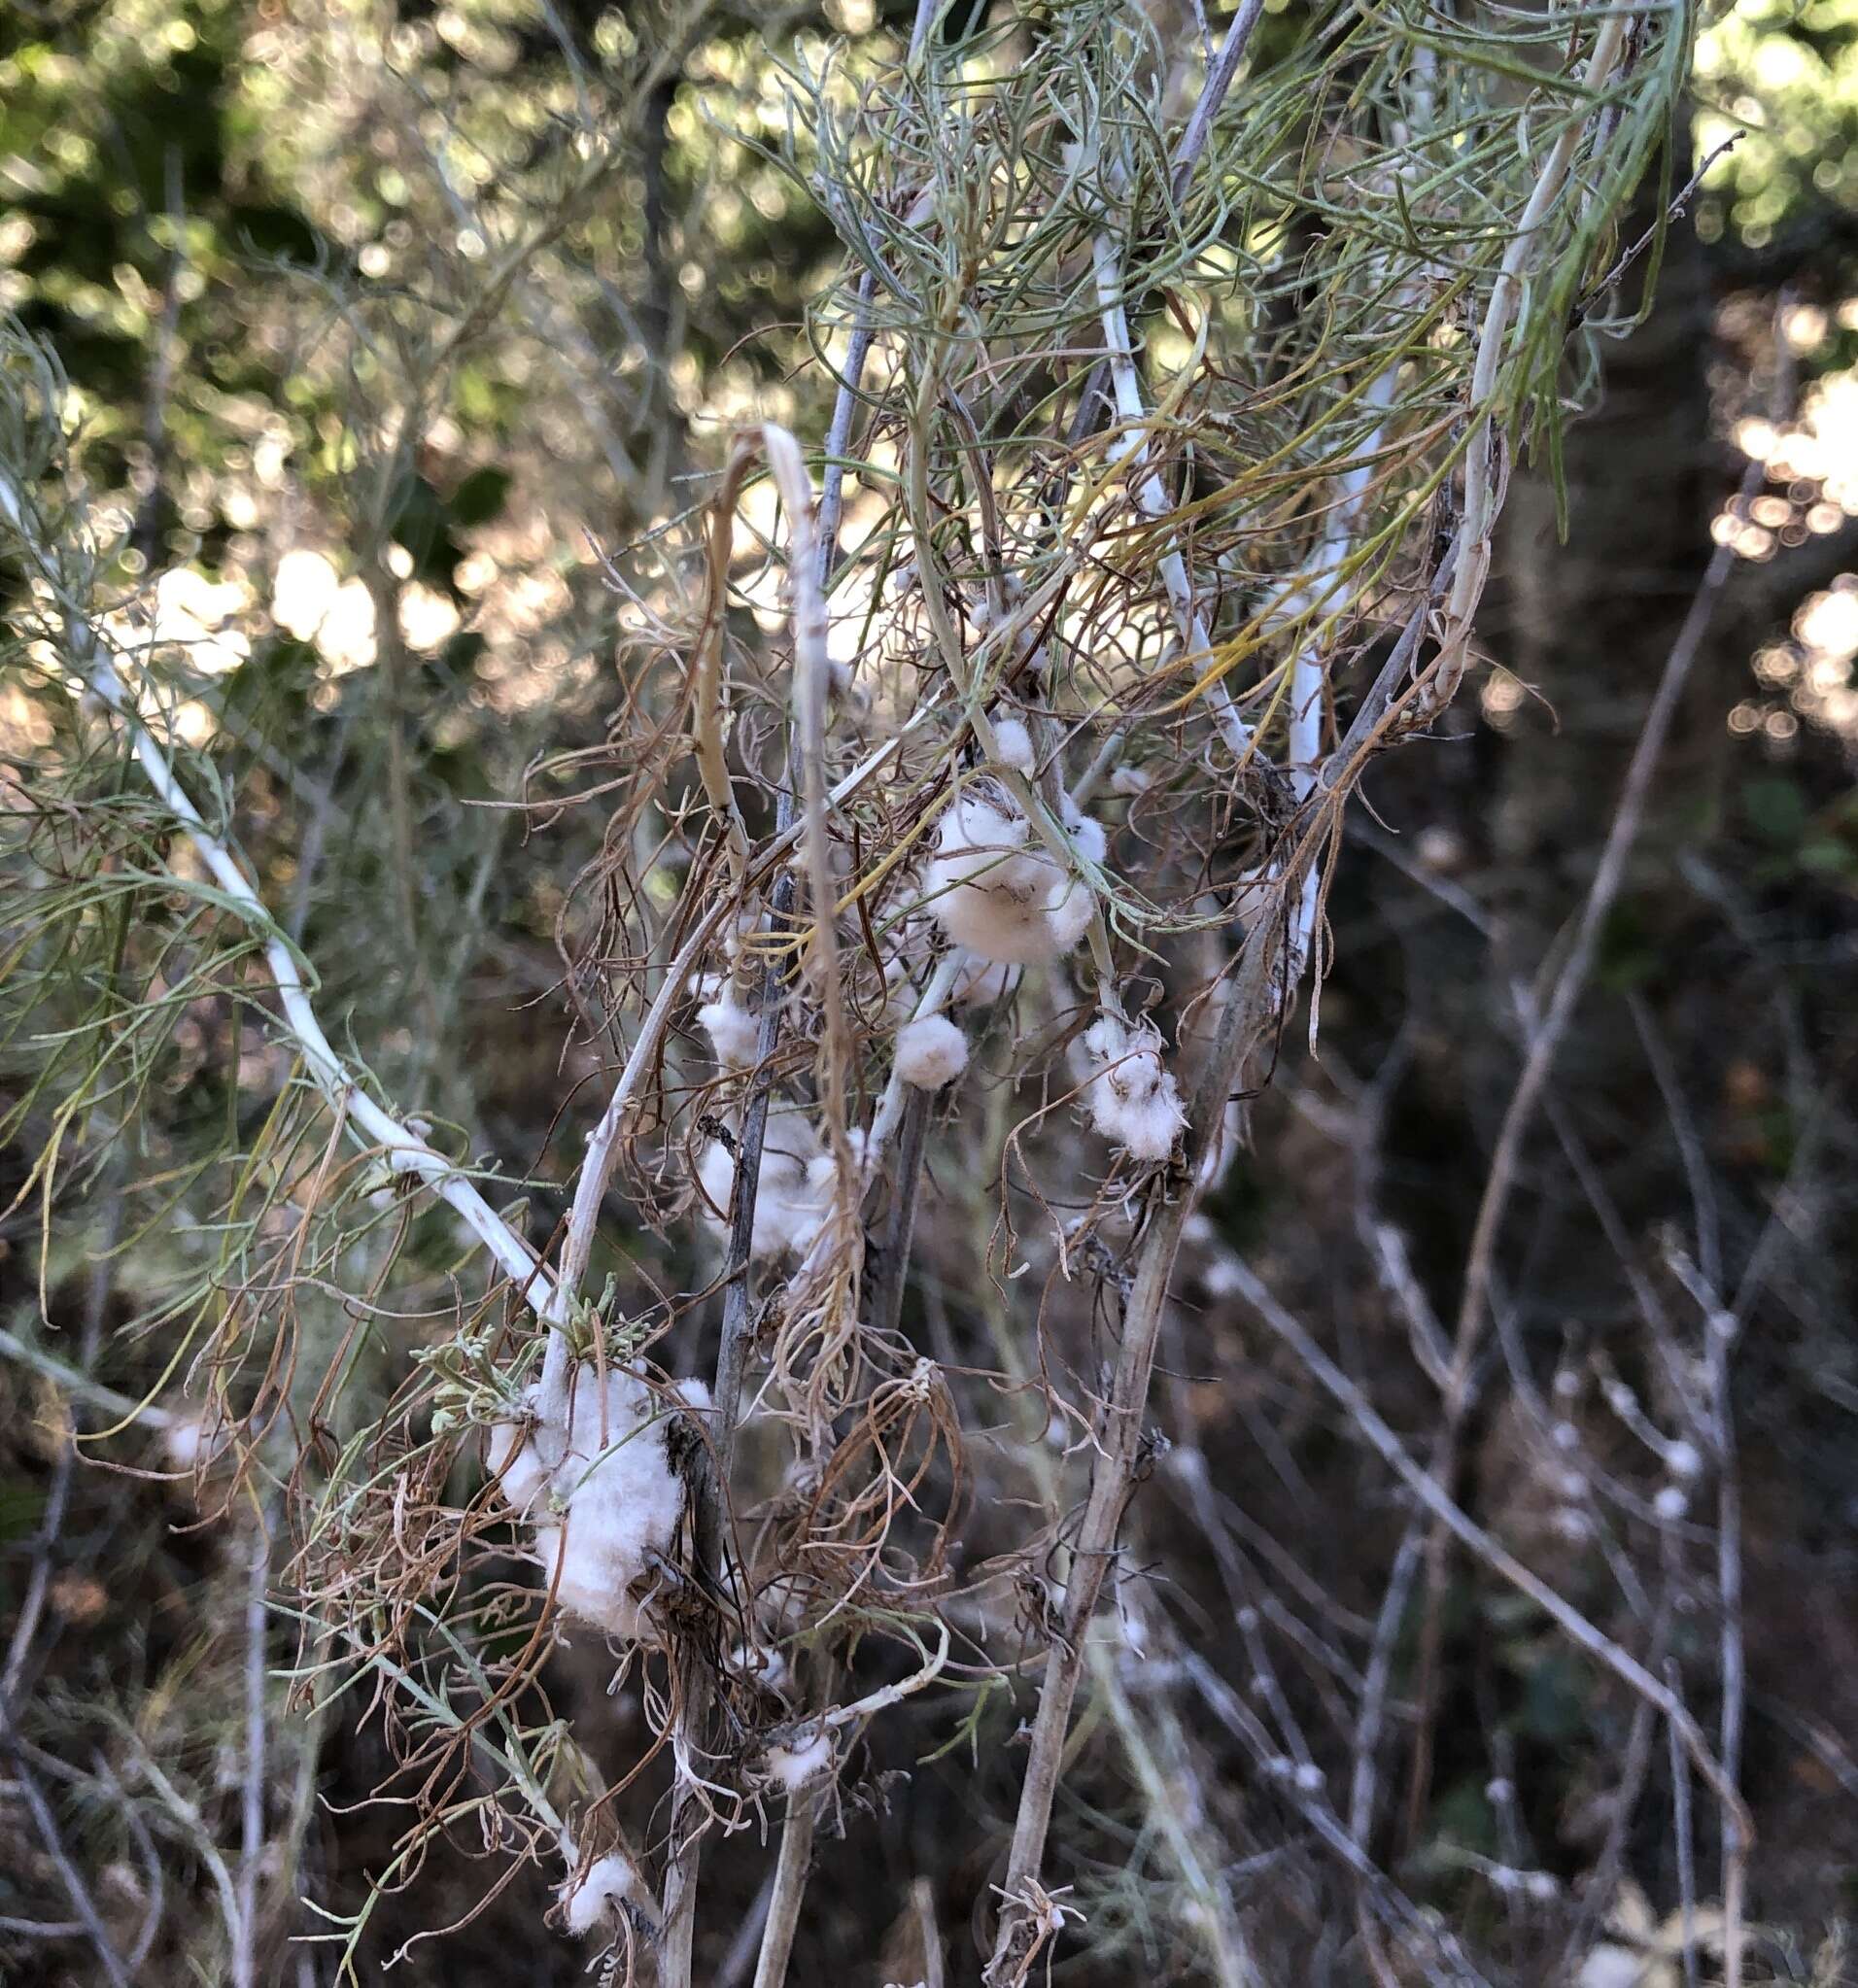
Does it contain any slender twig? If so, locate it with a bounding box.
[872,1085,932,1341]
[100,1754,165,1976]
[233,1512,272,1988]
[1428,11,1631,709]
[1097,1645,1258,1986]
[716,1866,777,1988]
[1223,1259,1749,1834]
[1448,474,1762,1404]
[1703,1266,1747,1987]
[662,421,837,1988]
[1348,1523,1424,1850]
[0,470,560,1313]
[750,1772,816,1988]
[986,538,1452,1976]
[659,870,794,1986]
[912,1878,947,1988]
[1402,311,1789,1879]
[1168,0,1268,197]
[1,1204,120,1729]
[8,1748,132,1988]
[1089,226,1252,763]
[1667,1657,1703,1988]
[130,148,186,571]
[1277,359,1400,983]
[983,809,1307,1979]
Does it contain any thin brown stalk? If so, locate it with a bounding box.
[662,420,834,1986]
[985,552,1453,1980]
[984,828,1302,1980]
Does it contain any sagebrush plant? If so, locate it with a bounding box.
[1,0,1775,1983]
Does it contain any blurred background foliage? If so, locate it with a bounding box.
[0,1,1855,1984]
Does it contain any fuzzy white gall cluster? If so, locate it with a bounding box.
[988,715,1035,772]
[696,1118,844,1260]
[487,1367,687,1643]
[561,1851,638,1936]
[691,971,762,1071]
[1080,1014,1187,1161]
[163,1413,227,1474]
[894,1012,970,1089]
[924,785,1104,965]
[764,1727,834,1791]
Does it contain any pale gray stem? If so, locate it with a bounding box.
[1667,1658,1703,1988]
[1169,0,1268,197]
[233,1514,271,1988]
[750,1792,815,1988]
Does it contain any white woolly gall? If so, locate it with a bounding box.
[692,972,762,1070]
[1110,764,1153,797]
[1079,1014,1186,1161]
[163,1414,225,1475]
[1065,810,1107,867]
[720,909,763,970]
[1581,1945,1647,1988]
[164,1418,205,1472]
[923,786,1103,965]
[490,1367,690,1644]
[1200,1252,1244,1297]
[1039,867,1095,956]
[696,1119,840,1260]
[924,793,1046,943]
[725,1641,791,1693]
[765,1728,834,1791]
[988,715,1035,771]
[561,1851,637,1935]
[894,1012,970,1089]
[485,1401,551,1515]
[1415,825,1466,873]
